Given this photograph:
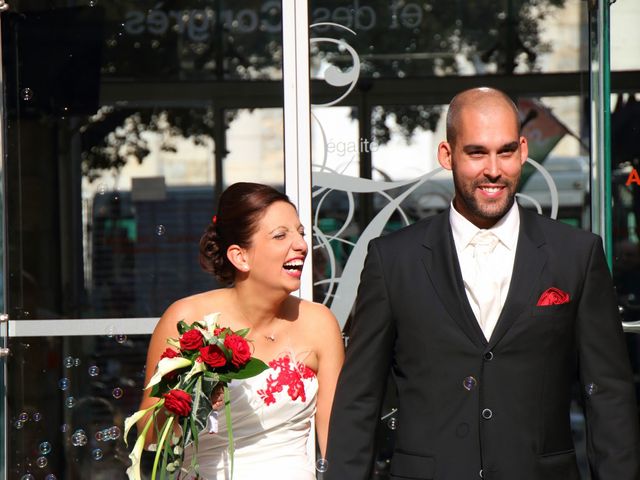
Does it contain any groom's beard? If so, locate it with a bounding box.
[452,173,519,222]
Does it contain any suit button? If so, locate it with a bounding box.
[484,351,494,361]
[479,469,484,478]
[481,408,493,419]
[463,376,478,391]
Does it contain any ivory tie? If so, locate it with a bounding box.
[468,230,501,338]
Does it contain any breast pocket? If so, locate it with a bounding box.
[531,303,573,317]
[390,451,435,479]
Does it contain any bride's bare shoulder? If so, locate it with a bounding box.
[294,299,343,360]
[295,298,339,329]
[156,289,230,332]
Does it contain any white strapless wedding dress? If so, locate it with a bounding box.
[182,355,318,480]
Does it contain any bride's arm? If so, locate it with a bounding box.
[311,303,345,458]
[137,299,193,445]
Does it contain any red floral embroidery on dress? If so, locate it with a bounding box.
[257,356,316,406]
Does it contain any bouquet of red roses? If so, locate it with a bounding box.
[125,313,268,480]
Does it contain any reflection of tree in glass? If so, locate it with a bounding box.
[99,1,283,80]
[311,0,565,144]
[82,0,567,178]
[80,108,219,182]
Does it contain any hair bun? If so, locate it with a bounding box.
[199,182,293,286]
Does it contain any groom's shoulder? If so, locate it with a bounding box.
[372,210,444,250]
[520,207,597,245]
[520,209,602,255]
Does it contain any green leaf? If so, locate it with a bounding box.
[227,358,269,380]
[234,327,250,337]
[150,380,171,399]
[202,371,220,382]
[191,376,215,435]
[176,320,190,335]
[189,412,199,455]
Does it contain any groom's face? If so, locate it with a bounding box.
[438,101,528,229]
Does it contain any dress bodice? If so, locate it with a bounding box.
[182,355,318,479]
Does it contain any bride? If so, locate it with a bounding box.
[138,182,344,479]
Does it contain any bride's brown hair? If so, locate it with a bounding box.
[199,182,294,286]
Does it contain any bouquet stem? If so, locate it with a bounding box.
[224,385,234,479]
[152,416,175,480]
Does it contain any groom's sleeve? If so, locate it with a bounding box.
[325,239,395,480]
[577,237,640,479]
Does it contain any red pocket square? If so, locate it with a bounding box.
[537,287,570,306]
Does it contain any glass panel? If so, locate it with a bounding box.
[309,0,587,79]
[610,0,640,325]
[6,334,147,480]
[2,2,284,321]
[1,1,284,479]
[609,5,640,459]
[82,107,218,319]
[104,1,283,81]
[310,1,592,477]
[610,1,640,71]
[223,108,285,185]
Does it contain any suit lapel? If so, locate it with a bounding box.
[488,207,547,348]
[421,210,486,348]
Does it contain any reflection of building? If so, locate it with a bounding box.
[89,187,218,318]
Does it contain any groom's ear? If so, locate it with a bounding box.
[519,135,528,166]
[438,141,453,170]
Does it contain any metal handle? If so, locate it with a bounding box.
[0,313,8,358]
[623,321,640,334]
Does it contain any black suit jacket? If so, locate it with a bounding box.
[326,206,640,480]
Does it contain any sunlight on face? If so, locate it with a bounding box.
[450,103,527,228]
[245,201,307,291]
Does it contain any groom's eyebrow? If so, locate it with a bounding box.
[498,141,519,153]
[463,144,488,153]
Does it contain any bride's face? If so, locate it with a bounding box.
[244,201,307,292]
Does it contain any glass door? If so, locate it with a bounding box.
[0,2,288,478]
[307,0,629,477]
[609,0,640,444]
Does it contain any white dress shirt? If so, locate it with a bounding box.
[449,202,520,340]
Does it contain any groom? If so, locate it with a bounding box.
[325,87,640,479]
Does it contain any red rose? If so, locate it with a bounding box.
[536,287,570,306]
[179,329,204,350]
[199,344,227,368]
[224,334,251,368]
[213,327,225,336]
[160,348,179,360]
[163,389,192,416]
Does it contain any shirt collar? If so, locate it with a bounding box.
[449,200,520,250]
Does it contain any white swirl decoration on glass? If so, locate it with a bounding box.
[310,23,360,108]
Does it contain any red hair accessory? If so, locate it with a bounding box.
[212,215,218,224]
